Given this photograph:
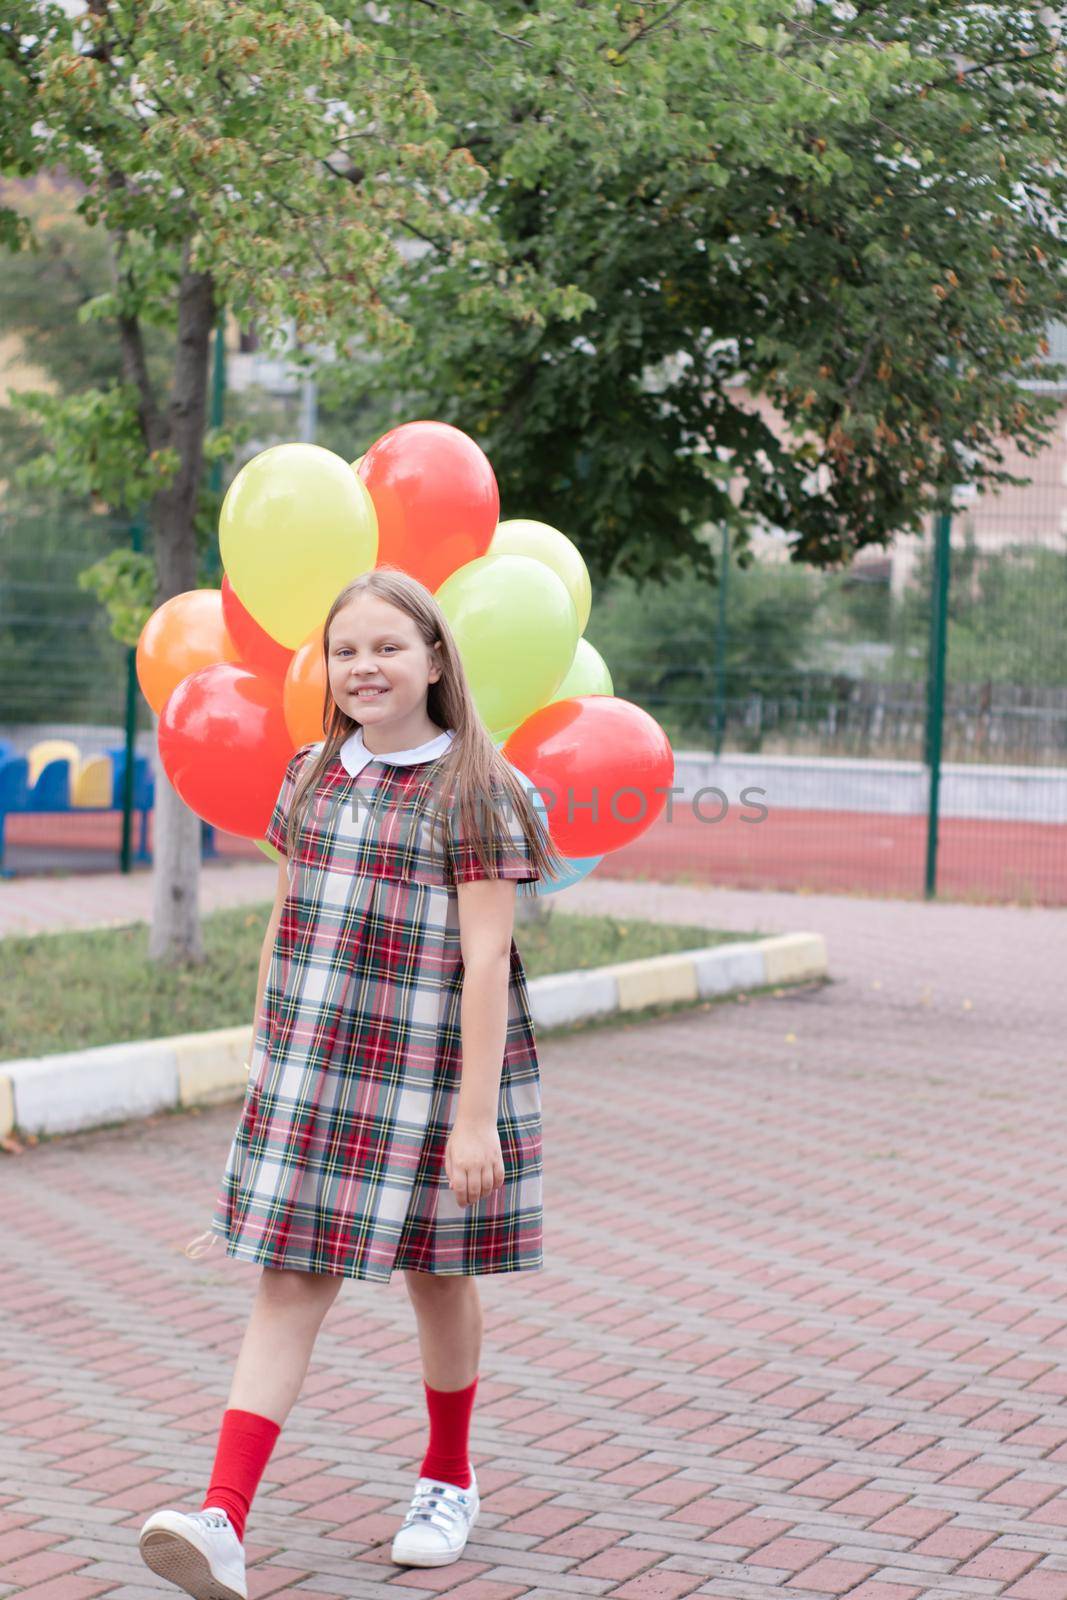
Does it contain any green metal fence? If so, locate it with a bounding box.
[585,445,1066,902]
[0,508,164,875]
[2,455,1065,901]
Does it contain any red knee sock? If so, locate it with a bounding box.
[201,1408,281,1543]
[419,1377,477,1489]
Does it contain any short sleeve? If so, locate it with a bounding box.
[264,742,318,856]
[446,782,542,887]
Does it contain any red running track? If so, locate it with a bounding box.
[8,806,1067,908]
[6,804,1066,904]
[603,804,1067,906]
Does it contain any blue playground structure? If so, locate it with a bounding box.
[0,740,217,876]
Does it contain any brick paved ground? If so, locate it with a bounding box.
[3,867,1067,1599]
[0,862,275,939]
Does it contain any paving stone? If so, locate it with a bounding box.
[3,880,1065,1600]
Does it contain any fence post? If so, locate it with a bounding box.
[713,524,729,757]
[120,516,144,874]
[924,506,952,898]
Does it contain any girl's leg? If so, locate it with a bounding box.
[403,1271,482,1488]
[203,1267,344,1539]
[228,1266,345,1422]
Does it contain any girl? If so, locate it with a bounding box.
[139,566,567,1598]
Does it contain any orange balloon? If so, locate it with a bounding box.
[283,626,329,745]
[136,589,239,715]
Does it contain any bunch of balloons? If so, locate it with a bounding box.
[139,421,674,895]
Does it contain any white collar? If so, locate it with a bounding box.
[338,725,454,778]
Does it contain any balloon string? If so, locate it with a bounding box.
[184,1228,219,1260]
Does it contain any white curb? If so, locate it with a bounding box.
[0,933,827,1141]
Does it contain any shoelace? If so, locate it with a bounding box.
[403,1482,472,1533]
[192,1511,232,1534]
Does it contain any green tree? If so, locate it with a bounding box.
[0,180,134,466]
[0,181,174,703]
[890,539,1067,687]
[343,2,1066,582]
[5,1,1064,959]
[588,556,825,748]
[1,0,579,962]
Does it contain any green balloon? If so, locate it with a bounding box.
[493,637,612,746]
[437,553,579,735]
[550,637,613,704]
[490,518,592,634]
[255,838,282,863]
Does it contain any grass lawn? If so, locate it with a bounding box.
[1,905,753,1062]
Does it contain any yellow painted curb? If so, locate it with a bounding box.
[759,933,828,985]
[600,952,700,1012]
[0,1075,13,1140]
[175,1025,252,1107]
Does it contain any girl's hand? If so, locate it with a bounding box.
[445,1119,505,1208]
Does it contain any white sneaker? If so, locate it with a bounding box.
[138,1506,247,1600]
[390,1472,480,1567]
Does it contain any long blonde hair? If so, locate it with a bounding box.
[284,566,569,890]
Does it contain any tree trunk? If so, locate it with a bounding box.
[148,713,204,963]
[147,259,216,966]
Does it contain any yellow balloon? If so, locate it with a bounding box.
[550,637,613,703]
[490,518,592,634]
[350,454,364,473]
[437,553,578,735]
[220,444,378,648]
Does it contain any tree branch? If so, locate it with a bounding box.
[612,0,694,59]
[922,44,1059,94]
[411,0,533,50]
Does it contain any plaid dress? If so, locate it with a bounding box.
[209,727,544,1282]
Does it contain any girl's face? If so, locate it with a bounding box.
[327,593,443,738]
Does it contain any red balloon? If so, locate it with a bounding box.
[504,696,674,858]
[158,662,295,837]
[358,421,499,591]
[221,574,294,681]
